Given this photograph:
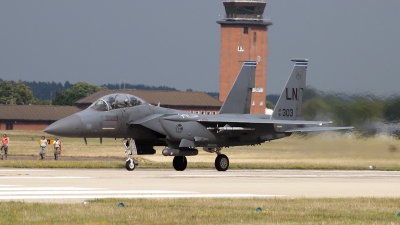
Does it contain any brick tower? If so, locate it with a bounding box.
[217,1,272,114]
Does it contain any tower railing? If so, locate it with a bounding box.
[221,14,271,22]
[225,14,263,19]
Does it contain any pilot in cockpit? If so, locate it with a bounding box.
[124,99,131,107]
[90,94,147,112]
[111,101,117,109]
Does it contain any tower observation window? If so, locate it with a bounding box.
[237,6,255,15]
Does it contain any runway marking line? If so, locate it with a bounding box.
[0,186,285,200]
[0,194,285,200]
[0,176,90,179]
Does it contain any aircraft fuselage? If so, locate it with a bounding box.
[47,103,288,148]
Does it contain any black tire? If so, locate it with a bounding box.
[173,156,187,171]
[125,159,135,171]
[215,154,229,171]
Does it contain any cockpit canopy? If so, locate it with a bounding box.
[89,93,147,111]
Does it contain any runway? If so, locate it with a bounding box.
[0,169,399,202]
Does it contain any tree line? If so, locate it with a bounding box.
[0,79,182,101]
[1,79,400,130]
[0,79,203,106]
[0,81,36,105]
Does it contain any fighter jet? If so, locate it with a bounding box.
[44,59,352,171]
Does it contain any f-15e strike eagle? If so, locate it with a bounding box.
[44,59,352,171]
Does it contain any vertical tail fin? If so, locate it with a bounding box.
[219,62,256,114]
[271,59,308,120]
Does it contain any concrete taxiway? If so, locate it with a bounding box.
[0,169,399,202]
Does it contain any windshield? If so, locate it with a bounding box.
[89,93,147,111]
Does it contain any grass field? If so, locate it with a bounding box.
[1,130,400,170]
[0,198,400,224]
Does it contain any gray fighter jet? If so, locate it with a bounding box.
[44,59,352,171]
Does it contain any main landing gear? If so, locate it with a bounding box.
[171,153,230,171]
[173,156,187,171]
[215,154,229,171]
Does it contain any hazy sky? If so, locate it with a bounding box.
[1,1,399,96]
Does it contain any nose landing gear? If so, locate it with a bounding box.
[123,138,138,171]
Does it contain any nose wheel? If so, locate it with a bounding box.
[126,158,138,171]
[215,154,229,171]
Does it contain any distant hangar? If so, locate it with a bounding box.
[0,90,222,131]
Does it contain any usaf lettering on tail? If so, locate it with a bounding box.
[285,88,302,101]
[44,58,353,172]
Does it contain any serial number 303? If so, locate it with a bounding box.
[280,109,294,117]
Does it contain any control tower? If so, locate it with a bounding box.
[217,0,272,114]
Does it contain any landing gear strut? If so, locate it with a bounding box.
[215,154,229,171]
[173,156,187,171]
[123,138,138,171]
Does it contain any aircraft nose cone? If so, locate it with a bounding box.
[44,114,83,137]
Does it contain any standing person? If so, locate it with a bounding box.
[39,136,48,160]
[53,138,61,160]
[1,134,9,160]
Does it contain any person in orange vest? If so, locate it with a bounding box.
[1,134,9,160]
[53,138,61,160]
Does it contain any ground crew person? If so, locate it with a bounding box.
[39,136,48,160]
[1,134,9,160]
[53,138,61,160]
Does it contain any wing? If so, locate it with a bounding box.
[197,114,353,133]
[285,126,354,132]
[197,114,332,126]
